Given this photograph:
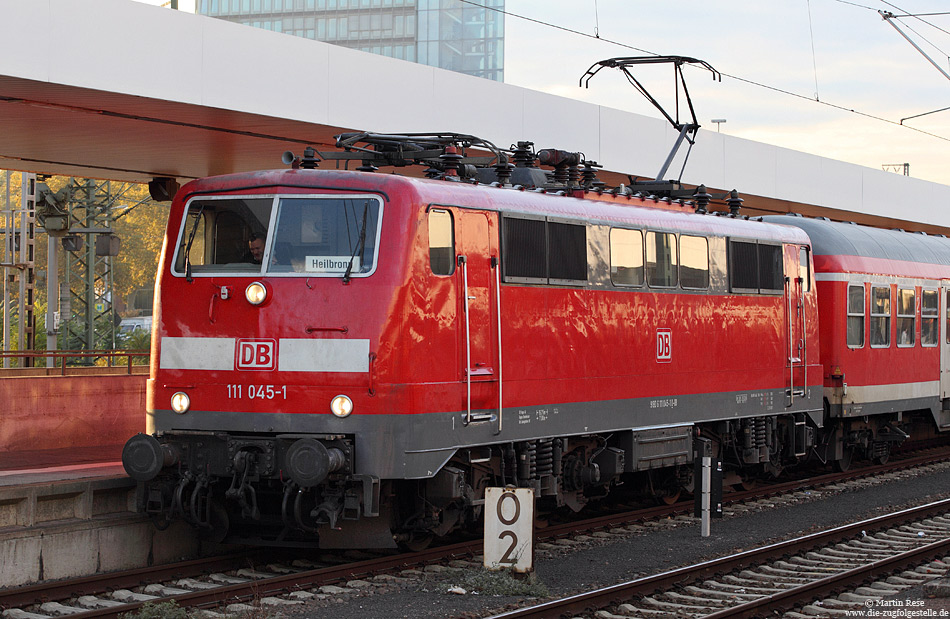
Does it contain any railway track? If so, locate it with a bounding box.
[3,448,950,618]
[489,499,950,618]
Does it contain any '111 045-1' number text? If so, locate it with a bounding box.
[227,384,288,399]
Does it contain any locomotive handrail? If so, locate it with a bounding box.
[799,275,808,400]
[0,349,149,376]
[494,255,503,435]
[460,254,473,425]
[305,326,348,334]
[786,275,795,406]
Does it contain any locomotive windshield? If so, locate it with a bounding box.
[172,195,382,278]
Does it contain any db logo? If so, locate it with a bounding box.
[235,339,277,371]
[656,329,672,363]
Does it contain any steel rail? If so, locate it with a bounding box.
[0,551,276,609]
[704,537,950,618]
[30,540,485,619]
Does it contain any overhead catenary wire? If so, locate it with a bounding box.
[593,0,600,38]
[457,0,950,144]
[806,0,821,100]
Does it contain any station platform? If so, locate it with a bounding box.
[0,367,216,587]
[0,453,211,588]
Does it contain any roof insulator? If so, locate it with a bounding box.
[440,145,464,177]
[510,142,537,167]
[726,189,743,215]
[494,162,514,185]
[693,185,712,214]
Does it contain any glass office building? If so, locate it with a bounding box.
[197,0,505,82]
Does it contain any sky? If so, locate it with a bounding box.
[137,0,950,185]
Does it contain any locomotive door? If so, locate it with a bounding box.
[454,209,501,430]
[941,282,950,399]
[785,245,808,406]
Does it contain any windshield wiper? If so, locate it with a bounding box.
[343,201,369,284]
[183,203,205,283]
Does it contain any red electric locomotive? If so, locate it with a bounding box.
[765,215,950,469]
[123,134,827,548]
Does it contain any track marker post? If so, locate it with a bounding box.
[694,437,723,537]
[484,487,534,573]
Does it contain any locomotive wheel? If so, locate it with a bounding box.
[739,477,759,491]
[873,446,891,466]
[659,489,682,505]
[834,447,854,472]
[205,501,230,544]
[403,531,434,552]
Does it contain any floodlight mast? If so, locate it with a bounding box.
[580,56,721,183]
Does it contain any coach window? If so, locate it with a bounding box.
[680,235,709,289]
[646,231,678,287]
[609,228,644,286]
[897,288,916,347]
[870,286,891,347]
[921,289,938,347]
[428,209,454,275]
[847,284,865,348]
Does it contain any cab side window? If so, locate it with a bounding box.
[428,209,455,276]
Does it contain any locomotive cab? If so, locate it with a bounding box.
[123,179,397,546]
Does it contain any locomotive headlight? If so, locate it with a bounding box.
[245,281,267,305]
[170,391,191,414]
[330,394,354,418]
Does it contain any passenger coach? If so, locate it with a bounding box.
[767,215,950,468]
